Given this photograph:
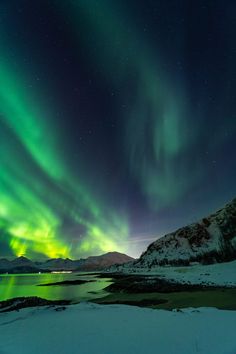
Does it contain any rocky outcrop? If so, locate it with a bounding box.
[132,198,236,268]
[0,297,70,312]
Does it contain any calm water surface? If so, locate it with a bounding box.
[0,273,112,302]
[1,273,235,310]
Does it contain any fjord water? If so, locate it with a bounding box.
[0,273,112,302]
[1,273,236,310]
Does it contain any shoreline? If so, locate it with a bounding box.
[1,284,236,313]
[1,261,236,312]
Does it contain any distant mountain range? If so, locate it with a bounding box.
[0,252,134,273]
[112,198,236,271]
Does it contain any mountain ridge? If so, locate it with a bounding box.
[132,197,236,269]
[0,251,134,273]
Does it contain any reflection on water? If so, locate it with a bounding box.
[0,273,112,302]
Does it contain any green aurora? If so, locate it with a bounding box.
[0,0,235,259]
[65,0,236,213]
[65,1,198,209]
[0,54,128,259]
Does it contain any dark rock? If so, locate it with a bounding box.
[38,279,94,286]
[105,275,225,294]
[0,297,71,313]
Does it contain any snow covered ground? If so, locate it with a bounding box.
[0,303,235,354]
[121,260,236,287]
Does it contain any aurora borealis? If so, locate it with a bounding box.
[0,0,236,259]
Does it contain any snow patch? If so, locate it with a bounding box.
[0,303,236,354]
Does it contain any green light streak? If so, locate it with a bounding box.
[0,47,128,259]
[65,0,199,210]
[0,60,63,180]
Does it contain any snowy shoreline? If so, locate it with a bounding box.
[115,260,236,287]
[1,261,236,353]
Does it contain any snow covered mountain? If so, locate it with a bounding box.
[0,252,134,273]
[132,198,236,268]
[37,252,133,271]
[0,256,41,273]
[38,258,80,271]
[76,252,134,271]
[10,256,36,268]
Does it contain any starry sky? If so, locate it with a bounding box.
[0,0,236,259]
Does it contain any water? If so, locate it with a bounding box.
[0,273,112,302]
[1,273,235,310]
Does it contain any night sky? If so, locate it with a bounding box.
[0,0,236,259]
